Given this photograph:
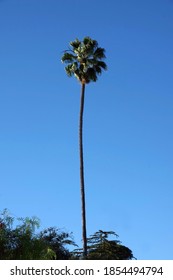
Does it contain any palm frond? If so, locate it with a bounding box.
[83,37,98,48]
[70,38,80,49]
[86,68,98,82]
[65,63,77,77]
[96,61,107,70]
[94,65,102,75]
[61,52,76,63]
[94,47,106,59]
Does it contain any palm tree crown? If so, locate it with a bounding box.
[61,36,107,84]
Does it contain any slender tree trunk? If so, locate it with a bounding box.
[79,82,87,259]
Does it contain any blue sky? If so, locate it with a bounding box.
[0,0,173,260]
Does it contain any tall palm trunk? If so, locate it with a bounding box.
[79,82,87,258]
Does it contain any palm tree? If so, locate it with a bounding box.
[61,37,107,258]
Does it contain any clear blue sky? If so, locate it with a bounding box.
[0,0,173,260]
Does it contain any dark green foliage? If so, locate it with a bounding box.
[61,36,107,84]
[39,227,76,260]
[0,209,75,260]
[73,230,135,260]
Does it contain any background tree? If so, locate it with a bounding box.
[61,37,107,258]
[39,227,76,260]
[73,230,135,260]
[0,209,75,260]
